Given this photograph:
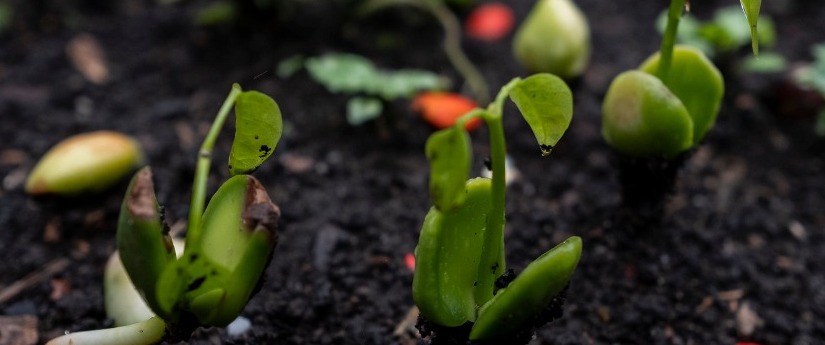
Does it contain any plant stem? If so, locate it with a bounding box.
[474,80,518,304]
[186,84,242,250]
[356,0,490,103]
[428,1,490,104]
[657,0,686,83]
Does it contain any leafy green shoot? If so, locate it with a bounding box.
[299,53,448,125]
[414,73,580,339]
[655,4,781,71]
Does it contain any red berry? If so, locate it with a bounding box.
[465,2,515,41]
[412,92,482,131]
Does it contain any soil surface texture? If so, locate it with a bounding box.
[1,0,824,344]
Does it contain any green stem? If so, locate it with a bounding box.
[186,84,242,250]
[474,80,518,304]
[428,1,490,104]
[657,0,686,83]
[356,0,490,103]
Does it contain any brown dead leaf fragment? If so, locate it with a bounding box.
[66,33,109,85]
[736,301,763,337]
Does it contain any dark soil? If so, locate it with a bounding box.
[2,0,824,344]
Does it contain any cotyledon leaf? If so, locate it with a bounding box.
[116,167,177,321]
[229,90,283,176]
[469,236,582,340]
[508,73,573,156]
[425,126,472,211]
[413,178,493,327]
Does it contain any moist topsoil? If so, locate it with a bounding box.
[1,0,824,344]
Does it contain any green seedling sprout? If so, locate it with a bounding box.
[47,84,283,345]
[513,0,591,79]
[602,0,761,158]
[290,52,448,125]
[413,74,582,341]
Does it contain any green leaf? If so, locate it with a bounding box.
[640,46,724,143]
[378,69,446,100]
[116,168,178,320]
[0,2,12,33]
[469,236,582,340]
[276,55,305,79]
[305,54,380,94]
[426,126,472,211]
[229,90,283,176]
[346,97,383,126]
[741,52,787,73]
[305,53,447,100]
[740,0,762,54]
[508,73,573,156]
[601,70,693,158]
[413,178,493,327]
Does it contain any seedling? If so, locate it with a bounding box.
[26,131,144,196]
[600,0,759,214]
[413,73,581,342]
[357,0,492,104]
[280,52,448,126]
[47,83,283,345]
[513,0,591,79]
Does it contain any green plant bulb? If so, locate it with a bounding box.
[640,46,724,143]
[413,178,494,327]
[174,174,280,326]
[601,70,693,158]
[513,0,591,79]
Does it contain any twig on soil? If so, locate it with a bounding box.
[0,258,70,304]
[393,305,421,343]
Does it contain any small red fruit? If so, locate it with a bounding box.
[412,92,481,131]
[404,253,416,271]
[464,2,515,41]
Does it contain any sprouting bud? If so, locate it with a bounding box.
[26,131,144,196]
[513,0,591,79]
[170,174,280,327]
[601,70,694,158]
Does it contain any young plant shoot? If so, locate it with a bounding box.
[47,83,283,345]
[602,0,762,159]
[513,0,591,80]
[413,74,582,342]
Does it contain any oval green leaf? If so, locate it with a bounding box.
[425,126,472,211]
[229,90,283,176]
[740,0,762,54]
[639,46,724,143]
[469,236,582,340]
[508,73,573,156]
[413,178,493,327]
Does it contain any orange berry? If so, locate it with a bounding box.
[412,92,481,131]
